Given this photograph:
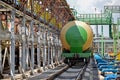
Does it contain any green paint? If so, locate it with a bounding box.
[65,25,87,53]
[61,52,91,58]
[101,25,104,57]
[72,8,112,25]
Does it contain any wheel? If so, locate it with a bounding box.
[67,59,72,66]
[64,58,68,64]
[84,58,90,64]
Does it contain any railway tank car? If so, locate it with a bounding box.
[60,20,93,64]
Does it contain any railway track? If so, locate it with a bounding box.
[54,63,87,80]
[27,62,88,80]
[46,62,88,80]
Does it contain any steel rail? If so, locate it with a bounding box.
[49,62,88,80]
[75,64,87,80]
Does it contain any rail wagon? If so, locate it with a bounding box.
[60,20,93,64]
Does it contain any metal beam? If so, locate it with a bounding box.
[21,17,26,73]
[104,6,120,13]
[10,9,15,79]
[0,41,2,74]
[118,18,120,25]
[0,8,11,11]
[0,1,45,25]
[30,20,34,74]
[37,24,41,68]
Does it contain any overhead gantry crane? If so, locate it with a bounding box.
[72,5,120,58]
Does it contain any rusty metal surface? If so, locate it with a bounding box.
[0,0,75,28]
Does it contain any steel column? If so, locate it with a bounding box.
[21,17,26,71]
[0,41,2,74]
[19,42,22,73]
[56,36,59,64]
[10,9,15,79]
[50,33,53,66]
[30,20,34,74]
[26,37,29,70]
[43,28,46,70]
[101,25,104,57]
[55,37,58,64]
[37,24,41,68]
[47,30,50,66]
[52,35,55,64]
[113,25,117,56]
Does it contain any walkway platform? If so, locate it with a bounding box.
[28,64,68,80]
[82,58,104,80]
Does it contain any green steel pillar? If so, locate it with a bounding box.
[101,25,104,57]
[72,9,77,19]
[95,8,99,52]
[101,10,104,57]
[113,24,117,56]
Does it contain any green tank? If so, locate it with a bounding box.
[60,20,93,63]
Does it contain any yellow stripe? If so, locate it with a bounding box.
[80,22,93,51]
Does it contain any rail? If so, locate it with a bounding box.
[76,64,87,80]
[53,62,88,80]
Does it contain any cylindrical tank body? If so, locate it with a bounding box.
[60,21,93,53]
